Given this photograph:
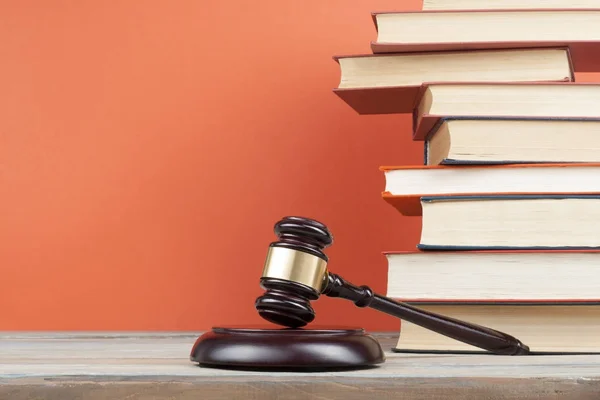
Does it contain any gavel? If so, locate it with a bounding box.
[255,216,530,356]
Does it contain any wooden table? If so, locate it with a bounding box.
[1,332,600,399]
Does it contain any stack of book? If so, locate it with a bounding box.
[334,4,600,353]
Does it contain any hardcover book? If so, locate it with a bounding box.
[333,48,573,115]
[370,9,600,72]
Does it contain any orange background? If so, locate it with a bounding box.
[1,1,598,332]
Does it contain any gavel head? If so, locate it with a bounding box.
[255,216,333,328]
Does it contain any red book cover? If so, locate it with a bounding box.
[332,49,573,115]
[379,163,600,215]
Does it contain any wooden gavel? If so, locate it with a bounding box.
[255,216,530,356]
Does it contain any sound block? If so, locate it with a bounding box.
[190,326,385,371]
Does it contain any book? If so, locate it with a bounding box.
[425,117,600,165]
[370,9,600,72]
[423,0,600,10]
[333,48,573,115]
[385,250,600,302]
[417,194,600,249]
[380,163,600,215]
[394,304,600,353]
[413,82,600,140]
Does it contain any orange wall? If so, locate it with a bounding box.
[2,1,598,332]
[0,0,426,331]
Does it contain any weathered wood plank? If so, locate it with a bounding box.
[2,378,600,400]
[1,332,600,399]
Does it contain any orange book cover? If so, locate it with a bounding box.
[332,49,573,115]
[411,81,600,140]
[369,9,600,72]
[379,163,600,215]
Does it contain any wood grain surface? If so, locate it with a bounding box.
[1,332,600,399]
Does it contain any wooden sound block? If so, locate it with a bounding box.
[190,326,386,371]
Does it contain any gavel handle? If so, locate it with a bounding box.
[322,273,530,355]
